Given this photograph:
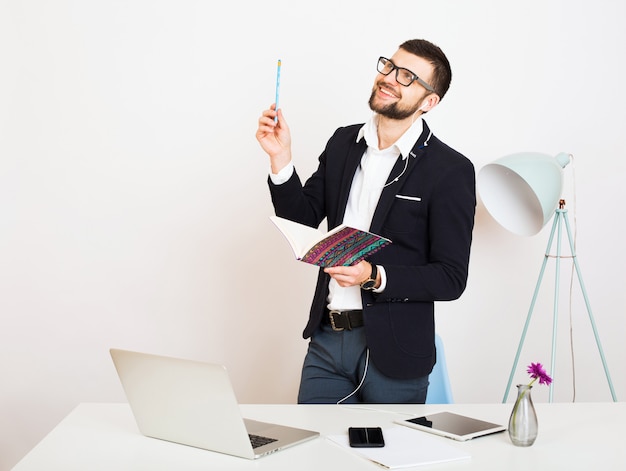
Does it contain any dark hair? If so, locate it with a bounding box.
[399,39,452,100]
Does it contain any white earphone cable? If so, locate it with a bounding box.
[336,349,370,404]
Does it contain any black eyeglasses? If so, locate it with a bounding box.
[377,56,436,92]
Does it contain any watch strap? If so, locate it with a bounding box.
[360,262,378,290]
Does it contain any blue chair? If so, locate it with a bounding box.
[426,333,454,404]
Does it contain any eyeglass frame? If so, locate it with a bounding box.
[377,56,436,93]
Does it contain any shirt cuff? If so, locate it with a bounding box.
[269,162,294,185]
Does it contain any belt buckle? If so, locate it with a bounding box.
[329,310,346,332]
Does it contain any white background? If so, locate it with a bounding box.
[1,1,625,469]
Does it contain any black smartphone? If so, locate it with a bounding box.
[348,427,385,447]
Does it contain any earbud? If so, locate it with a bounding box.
[420,102,430,111]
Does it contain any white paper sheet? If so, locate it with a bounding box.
[327,425,471,469]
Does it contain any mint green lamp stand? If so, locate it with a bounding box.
[502,200,617,403]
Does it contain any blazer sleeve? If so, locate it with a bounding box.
[267,125,362,230]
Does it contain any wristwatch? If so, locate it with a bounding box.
[360,262,378,291]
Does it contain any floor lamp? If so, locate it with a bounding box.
[477,152,617,403]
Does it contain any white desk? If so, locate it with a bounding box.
[11,402,626,470]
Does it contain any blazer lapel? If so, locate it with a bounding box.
[369,123,432,234]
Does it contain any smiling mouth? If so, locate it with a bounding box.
[378,84,399,99]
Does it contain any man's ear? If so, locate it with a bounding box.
[420,94,440,112]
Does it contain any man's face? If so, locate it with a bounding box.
[369,49,435,120]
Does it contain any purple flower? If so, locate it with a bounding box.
[526,362,553,387]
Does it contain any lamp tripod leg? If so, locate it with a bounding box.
[502,215,560,403]
[561,211,617,402]
[548,210,565,402]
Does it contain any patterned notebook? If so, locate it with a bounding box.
[270,216,391,267]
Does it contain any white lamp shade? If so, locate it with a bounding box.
[478,152,571,236]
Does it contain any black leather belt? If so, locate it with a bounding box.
[324,309,364,331]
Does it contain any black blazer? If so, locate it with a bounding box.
[268,121,476,379]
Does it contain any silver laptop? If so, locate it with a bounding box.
[109,348,319,459]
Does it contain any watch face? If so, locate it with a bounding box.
[361,279,376,290]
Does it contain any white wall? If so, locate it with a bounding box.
[1,0,625,469]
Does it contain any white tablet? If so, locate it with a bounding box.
[395,411,506,441]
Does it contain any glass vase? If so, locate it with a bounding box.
[508,384,538,446]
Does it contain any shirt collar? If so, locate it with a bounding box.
[357,113,425,159]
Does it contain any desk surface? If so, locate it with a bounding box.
[11,402,626,470]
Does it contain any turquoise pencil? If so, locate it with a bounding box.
[274,59,281,122]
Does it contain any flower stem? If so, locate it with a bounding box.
[511,381,535,429]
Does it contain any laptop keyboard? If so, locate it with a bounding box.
[249,433,278,449]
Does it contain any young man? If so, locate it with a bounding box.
[256,39,476,404]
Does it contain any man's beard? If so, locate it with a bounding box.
[368,87,421,120]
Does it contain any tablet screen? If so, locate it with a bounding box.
[399,412,506,441]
